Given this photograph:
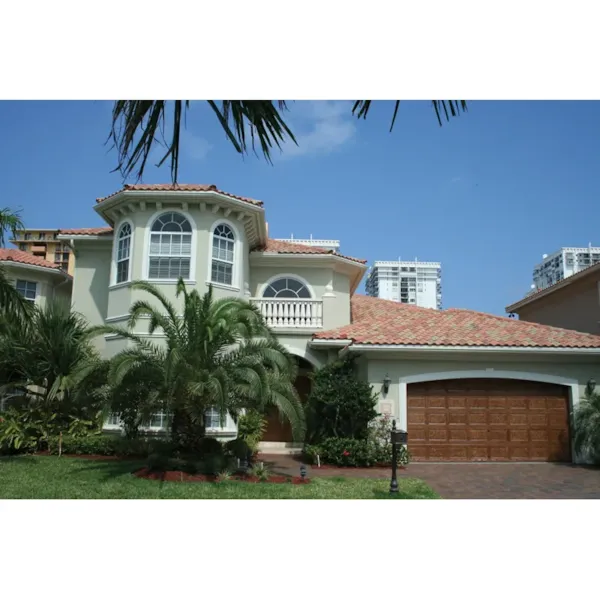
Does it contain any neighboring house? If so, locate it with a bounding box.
[0,249,72,307]
[10,229,75,275]
[57,183,600,463]
[506,262,600,335]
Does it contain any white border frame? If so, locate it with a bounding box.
[142,208,198,283]
[206,218,242,291]
[111,218,134,286]
[397,369,581,462]
[259,272,315,299]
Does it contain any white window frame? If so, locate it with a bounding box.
[15,279,37,303]
[207,219,241,291]
[113,220,134,285]
[143,209,197,283]
[260,273,314,299]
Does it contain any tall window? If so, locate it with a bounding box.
[263,277,311,298]
[205,407,224,429]
[148,212,192,280]
[116,222,132,283]
[16,280,37,302]
[211,224,234,285]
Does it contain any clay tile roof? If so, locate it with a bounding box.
[0,248,69,274]
[59,227,113,236]
[95,184,263,207]
[253,239,367,265]
[313,295,600,348]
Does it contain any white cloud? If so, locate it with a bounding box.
[278,101,356,159]
[450,176,462,184]
[183,132,212,160]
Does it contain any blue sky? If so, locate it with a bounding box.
[1,100,599,315]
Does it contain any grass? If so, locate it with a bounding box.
[0,456,439,499]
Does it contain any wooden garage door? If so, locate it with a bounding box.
[407,379,571,462]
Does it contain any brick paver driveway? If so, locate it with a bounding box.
[399,463,600,499]
[259,454,600,499]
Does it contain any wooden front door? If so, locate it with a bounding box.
[407,378,571,462]
[262,373,311,442]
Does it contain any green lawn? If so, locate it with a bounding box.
[0,456,439,499]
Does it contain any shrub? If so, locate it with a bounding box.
[304,436,410,468]
[216,469,233,483]
[573,389,600,463]
[224,438,252,461]
[250,462,270,481]
[306,356,378,443]
[49,433,119,456]
[196,437,223,458]
[237,410,267,452]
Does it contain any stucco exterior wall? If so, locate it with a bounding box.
[107,209,249,318]
[71,242,111,352]
[515,277,600,335]
[3,264,71,309]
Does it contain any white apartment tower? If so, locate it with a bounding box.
[365,259,442,309]
[532,244,600,290]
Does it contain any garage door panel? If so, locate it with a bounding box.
[428,429,448,441]
[469,412,487,425]
[428,413,447,425]
[407,378,571,462]
[468,428,488,441]
[509,429,529,443]
[448,412,467,425]
[509,397,528,410]
[427,397,446,409]
[509,413,528,426]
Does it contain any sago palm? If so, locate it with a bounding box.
[573,389,600,463]
[89,279,305,442]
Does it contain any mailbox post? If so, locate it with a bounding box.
[390,419,408,495]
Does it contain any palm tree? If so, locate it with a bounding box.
[0,298,105,425]
[109,100,467,182]
[573,388,600,464]
[88,279,305,445]
[0,207,31,321]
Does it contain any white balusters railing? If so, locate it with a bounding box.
[251,298,323,328]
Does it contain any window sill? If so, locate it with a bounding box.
[205,281,241,293]
[143,279,197,285]
[108,281,133,291]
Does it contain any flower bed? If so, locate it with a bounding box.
[134,467,310,485]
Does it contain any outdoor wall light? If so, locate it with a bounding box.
[586,378,596,395]
[382,373,391,395]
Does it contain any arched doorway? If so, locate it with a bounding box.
[262,356,313,443]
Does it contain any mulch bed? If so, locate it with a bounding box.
[134,467,310,485]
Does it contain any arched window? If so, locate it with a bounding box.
[263,277,311,298]
[148,212,192,280]
[116,222,132,283]
[211,223,235,286]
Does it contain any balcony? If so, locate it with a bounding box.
[251,298,323,329]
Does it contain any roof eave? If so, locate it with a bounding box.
[339,343,600,355]
[506,263,600,313]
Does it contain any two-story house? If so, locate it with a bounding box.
[48,184,600,463]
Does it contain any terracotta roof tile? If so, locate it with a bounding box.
[59,227,113,236]
[253,239,367,265]
[313,295,600,348]
[0,249,69,274]
[96,184,263,207]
